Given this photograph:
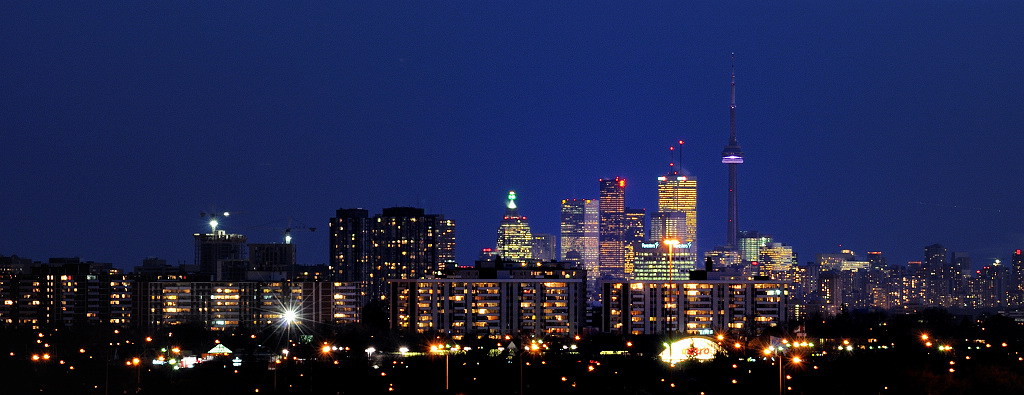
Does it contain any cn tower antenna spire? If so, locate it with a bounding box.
[729,53,737,145]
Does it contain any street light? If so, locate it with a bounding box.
[131,357,142,393]
[777,354,801,395]
[664,239,680,282]
[664,239,680,336]
[428,344,450,391]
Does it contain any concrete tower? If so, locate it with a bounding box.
[722,54,744,249]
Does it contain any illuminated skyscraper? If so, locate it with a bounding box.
[737,231,771,265]
[599,177,626,280]
[531,233,556,261]
[624,208,646,243]
[623,208,646,278]
[759,242,795,279]
[631,240,695,281]
[704,247,741,269]
[654,140,698,251]
[560,198,600,300]
[496,191,533,261]
[560,199,589,264]
[583,199,599,277]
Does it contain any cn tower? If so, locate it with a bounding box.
[721,54,744,249]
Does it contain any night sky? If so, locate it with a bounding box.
[3,2,1023,271]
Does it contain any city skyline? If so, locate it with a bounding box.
[2,2,1024,270]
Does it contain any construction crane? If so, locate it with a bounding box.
[250,217,315,244]
[282,218,316,244]
[200,208,231,233]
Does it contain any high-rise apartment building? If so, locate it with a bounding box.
[922,243,956,307]
[374,207,451,300]
[951,251,972,276]
[599,177,626,280]
[141,280,363,330]
[602,278,788,336]
[389,260,586,339]
[923,244,948,270]
[867,251,887,269]
[496,191,533,261]
[437,217,457,270]
[1013,250,1024,304]
[329,207,454,304]
[329,208,372,283]
[971,260,1011,308]
[0,259,131,328]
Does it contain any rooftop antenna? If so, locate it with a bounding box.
[668,144,676,175]
[678,140,684,175]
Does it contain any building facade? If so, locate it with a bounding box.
[496,191,533,261]
[194,230,247,280]
[389,261,586,340]
[140,280,363,330]
[599,177,626,280]
[329,207,454,305]
[0,259,131,329]
[601,278,788,336]
[531,233,556,262]
[655,173,697,251]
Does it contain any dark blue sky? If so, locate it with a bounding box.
[3,2,1023,271]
